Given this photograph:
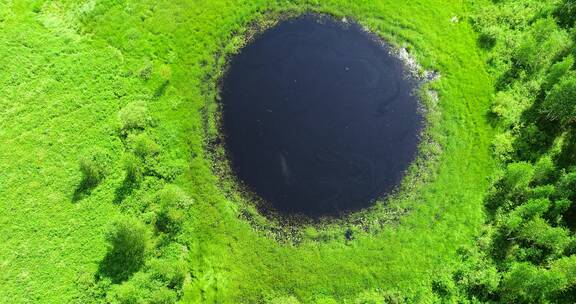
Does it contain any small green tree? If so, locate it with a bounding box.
[492,132,515,162]
[155,185,193,234]
[518,217,571,256]
[128,133,161,159]
[543,56,574,92]
[354,290,391,304]
[109,282,142,304]
[500,262,566,303]
[556,170,576,199]
[149,258,187,289]
[533,156,557,185]
[100,218,150,283]
[555,0,576,28]
[118,101,151,134]
[541,75,576,125]
[78,149,111,191]
[124,154,144,186]
[514,18,571,73]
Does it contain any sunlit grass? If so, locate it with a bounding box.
[0,0,494,302]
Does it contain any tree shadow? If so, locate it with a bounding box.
[511,88,563,162]
[96,247,144,284]
[95,220,148,284]
[113,179,137,204]
[72,178,98,202]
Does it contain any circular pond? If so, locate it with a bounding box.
[220,15,422,217]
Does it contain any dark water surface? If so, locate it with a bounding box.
[221,15,422,217]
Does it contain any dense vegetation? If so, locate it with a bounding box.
[4,0,575,303]
[438,0,576,302]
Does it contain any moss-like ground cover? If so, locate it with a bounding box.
[0,0,495,302]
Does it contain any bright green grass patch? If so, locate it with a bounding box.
[0,0,494,303]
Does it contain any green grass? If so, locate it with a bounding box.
[0,0,495,302]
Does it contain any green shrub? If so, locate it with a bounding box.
[119,101,151,133]
[556,131,576,168]
[149,258,187,289]
[503,162,535,193]
[492,131,515,162]
[551,255,576,286]
[500,262,566,303]
[478,25,499,49]
[505,199,551,232]
[485,162,535,212]
[139,64,153,80]
[79,148,111,190]
[518,217,571,255]
[490,91,524,127]
[526,185,556,200]
[109,282,143,304]
[513,18,571,73]
[533,156,556,184]
[549,199,572,224]
[155,185,193,234]
[541,75,576,125]
[124,154,144,186]
[556,170,576,199]
[543,56,574,92]
[100,218,150,283]
[514,123,556,161]
[149,287,177,304]
[453,246,500,300]
[128,133,161,158]
[555,0,576,28]
[107,275,177,304]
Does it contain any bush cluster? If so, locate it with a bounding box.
[445,0,576,302]
[99,217,150,283]
[78,148,111,191]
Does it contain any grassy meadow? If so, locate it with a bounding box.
[0,0,496,303]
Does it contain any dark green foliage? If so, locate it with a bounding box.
[556,131,576,168]
[155,185,193,234]
[99,218,150,283]
[452,246,500,300]
[124,154,144,186]
[109,282,142,304]
[513,123,556,161]
[502,162,535,191]
[517,217,570,256]
[478,26,499,49]
[541,75,576,125]
[451,2,576,300]
[513,18,571,73]
[556,170,576,199]
[139,65,153,81]
[543,55,574,92]
[500,262,566,303]
[77,149,111,195]
[555,0,576,28]
[485,162,534,211]
[149,288,177,304]
[533,156,556,184]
